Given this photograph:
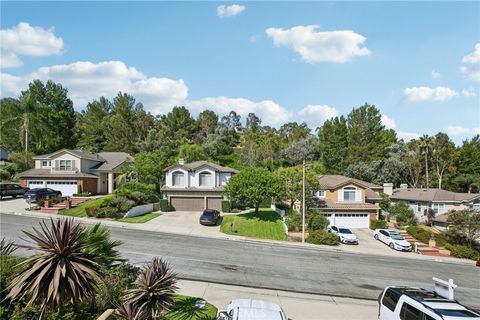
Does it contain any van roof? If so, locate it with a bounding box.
[236,307,285,320]
[228,299,283,312]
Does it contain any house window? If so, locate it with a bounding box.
[313,190,325,198]
[343,187,356,201]
[172,171,185,187]
[59,160,72,170]
[432,203,445,213]
[199,172,213,187]
[42,160,51,167]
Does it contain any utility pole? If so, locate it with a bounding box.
[302,159,306,244]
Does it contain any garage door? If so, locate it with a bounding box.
[206,197,222,211]
[46,181,78,196]
[326,213,370,229]
[28,180,45,188]
[170,197,204,211]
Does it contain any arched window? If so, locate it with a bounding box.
[199,172,212,187]
[343,186,357,201]
[172,171,185,187]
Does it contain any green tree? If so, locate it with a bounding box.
[282,136,317,166]
[279,122,310,145]
[75,97,112,152]
[158,106,197,144]
[378,193,391,218]
[431,133,457,189]
[240,128,281,169]
[275,166,319,208]
[246,112,262,131]
[346,103,396,165]
[446,209,480,247]
[132,151,170,187]
[177,144,207,163]
[202,133,233,160]
[404,141,423,188]
[317,116,348,173]
[345,161,380,183]
[225,168,285,214]
[390,201,417,226]
[196,110,218,142]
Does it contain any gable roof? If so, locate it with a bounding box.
[92,152,133,171]
[165,161,238,173]
[318,175,381,190]
[33,149,102,161]
[391,188,480,203]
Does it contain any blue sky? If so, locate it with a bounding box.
[1,1,479,143]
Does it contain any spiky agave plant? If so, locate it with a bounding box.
[125,258,178,319]
[0,238,17,255]
[114,301,147,320]
[6,218,101,315]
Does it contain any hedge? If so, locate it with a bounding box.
[221,200,231,213]
[159,199,170,212]
[445,244,480,260]
[306,230,339,246]
[370,219,388,230]
[407,226,448,247]
[285,211,302,232]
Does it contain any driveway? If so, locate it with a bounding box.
[0,198,31,214]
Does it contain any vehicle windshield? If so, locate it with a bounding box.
[339,228,352,234]
[391,234,404,240]
[202,211,214,216]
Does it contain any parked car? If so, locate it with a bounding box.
[217,299,288,320]
[199,209,221,226]
[0,183,29,200]
[327,226,359,244]
[24,188,62,203]
[374,229,411,251]
[378,285,480,319]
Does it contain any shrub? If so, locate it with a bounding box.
[114,182,159,203]
[285,211,302,232]
[92,206,122,219]
[308,212,329,231]
[128,191,148,206]
[307,230,339,246]
[407,226,449,247]
[85,206,97,217]
[221,200,231,213]
[391,201,417,226]
[102,196,135,213]
[445,244,480,260]
[370,219,388,230]
[73,192,92,197]
[159,199,170,212]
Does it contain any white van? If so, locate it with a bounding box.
[217,299,288,320]
[378,286,480,320]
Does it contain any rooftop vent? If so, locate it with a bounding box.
[178,159,185,165]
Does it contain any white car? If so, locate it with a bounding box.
[327,226,359,244]
[374,229,411,251]
[217,299,287,320]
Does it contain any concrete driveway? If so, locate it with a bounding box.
[0,198,31,214]
[141,210,228,238]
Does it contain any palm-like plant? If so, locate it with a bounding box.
[125,258,178,319]
[0,238,17,255]
[81,223,124,267]
[114,301,147,320]
[6,218,101,315]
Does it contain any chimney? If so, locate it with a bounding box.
[400,183,408,190]
[383,183,393,196]
[178,159,185,165]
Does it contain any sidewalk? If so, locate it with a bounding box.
[0,205,474,266]
[176,279,378,320]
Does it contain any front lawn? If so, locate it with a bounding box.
[220,209,287,241]
[117,213,161,223]
[165,295,217,320]
[59,196,112,217]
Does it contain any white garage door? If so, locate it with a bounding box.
[28,180,45,188]
[325,213,370,229]
[46,181,78,196]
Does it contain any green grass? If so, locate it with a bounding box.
[116,213,161,223]
[164,294,217,320]
[59,196,112,217]
[220,209,287,241]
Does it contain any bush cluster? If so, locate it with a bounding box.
[159,199,170,212]
[221,200,231,213]
[445,244,480,260]
[306,230,339,246]
[113,182,159,203]
[370,219,388,230]
[406,226,448,247]
[307,210,329,231]
[284,210,302,232]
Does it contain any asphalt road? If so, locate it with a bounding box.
[1,213,479,308]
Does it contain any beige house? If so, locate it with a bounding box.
[386,185,480,222]
[18,149,133,196]
[161,160,238,211]
[310,175,381,229]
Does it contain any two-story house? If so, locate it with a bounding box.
[310,175,382,228]
[161,160,238,211]
[18,149,133,196]
[386,185,480,222]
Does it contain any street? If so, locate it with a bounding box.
[1,213,479,309]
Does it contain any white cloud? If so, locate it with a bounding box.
[404,86,459,102]
[0,22,64,69]
[431,69,441,79]
[297,104,338,128]
[446,126,476,136]
[381,114,396,130]
[461,87,476,97]
[187,96,291,127]
[473,128,480,135]
[397,131,420,141]
[461,43,480,81]
[217,4,245,18]
[0,60,188,114]
[265,25,370,63]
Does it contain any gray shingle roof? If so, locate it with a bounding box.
[33,149,101,161]
[18,168,98,178]
[311,198,378,211]
[93,152,133,171]
[391,188,480,203]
